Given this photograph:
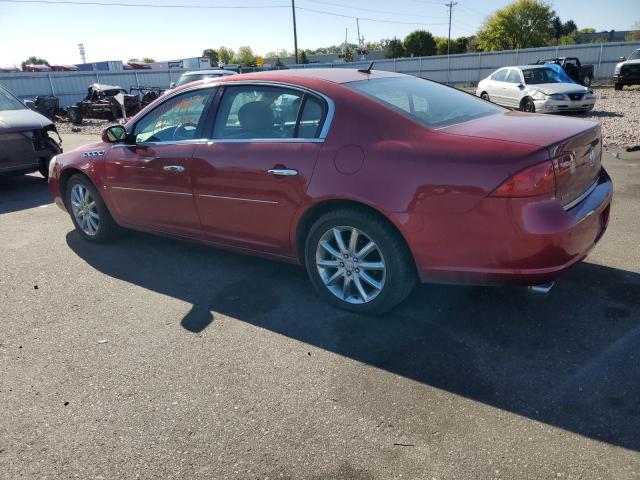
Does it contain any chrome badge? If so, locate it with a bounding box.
[588,146,596,166]
[83,150,105,158]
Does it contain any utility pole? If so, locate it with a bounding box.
[446,2,457,84]
[356,18,367,60]
[78,43,86,64]
[291,0,299,64]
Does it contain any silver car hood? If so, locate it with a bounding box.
[0,108,53,134]
[529,83,588,95]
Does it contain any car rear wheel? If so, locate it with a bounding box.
[66,174,119,243]
[521,97,535,113]
[480,92,490,101]
[304,208,416,314]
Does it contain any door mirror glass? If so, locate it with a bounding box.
[102,125,127,143]
[24,100,36,110]
[620,56,626,61]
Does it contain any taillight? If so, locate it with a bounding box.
[490,160,556,198]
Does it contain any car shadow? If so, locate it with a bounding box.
[66,229,640,452]
[0,174,51,213]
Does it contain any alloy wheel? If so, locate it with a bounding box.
[70,184,100,236]
[315,226,386,304]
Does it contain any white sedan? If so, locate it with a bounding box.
[476,65,596,113]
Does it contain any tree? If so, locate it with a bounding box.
[202,48,218,66]
[384,37,405,58]
[21,56,49,68]
[404,30,437,57]
[626,22,640,41]
[551,16,563,42]
[435,36,449,55]
[217,46,235,65]
[236,46,256,66]
[299,51,309,64]
[142,57,155,63]
[476,0,554,51]
[562,20,577,35]
[341,44,353,62]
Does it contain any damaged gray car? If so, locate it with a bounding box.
[0,85,62,179]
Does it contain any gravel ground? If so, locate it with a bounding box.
[578,86,640,149]
[55,118,115,136]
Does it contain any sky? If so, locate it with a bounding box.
[0,0,638,66]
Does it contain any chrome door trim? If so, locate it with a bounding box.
[112,139,210,148]
[110,186,192,196]
[563,178,599,211]
[197,194,278,205]
[267,168,299,176]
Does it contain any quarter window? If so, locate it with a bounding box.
[212,85,325,140]
[133,90,211,143]
[491,69,508,82]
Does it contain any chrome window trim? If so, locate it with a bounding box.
[563,178,599,211]
[197,194,278,205]
[112,139,210,148]
[110,186,192,196]
[122,80,335,145]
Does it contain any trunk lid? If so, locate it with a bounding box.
[551,123,602,208]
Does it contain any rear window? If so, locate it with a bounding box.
[347,76,503,129]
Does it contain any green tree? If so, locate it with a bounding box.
[21,56,49,68]
[217,46,235,65]
[551,16,563,42]
[236,46,256,66]
[562,20,577,35]
[341,44,353,62]
[202,48,218,66]
[476,0,554,51]
[404,30,437,57]
[299,50,309,64]
[435,36,449,55]
[384,37,405,58]
[626,22,640,41]
[265,51,278,59]
[142,57,155,63]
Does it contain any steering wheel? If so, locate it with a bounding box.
[173,122,197,141]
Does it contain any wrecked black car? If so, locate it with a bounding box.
[0,85,62,179]
[68,83,140,124]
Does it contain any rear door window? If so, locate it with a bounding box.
[505,69,522,84]
[491,69,508,81]
[212,85,326,140]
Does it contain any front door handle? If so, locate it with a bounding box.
[163,165,185,173]
[268,168,298,176]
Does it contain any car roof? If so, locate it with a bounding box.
[182,69,236,76]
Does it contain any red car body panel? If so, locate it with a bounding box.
[49,69,612,285]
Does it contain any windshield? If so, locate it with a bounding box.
[628,50,640,61]
[176,73,223,86]
[522,67,569,84]
[347,76,503,129]
[0,87,26,111]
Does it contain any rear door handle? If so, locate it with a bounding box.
[267,168,298,176]
[163,165,185,173]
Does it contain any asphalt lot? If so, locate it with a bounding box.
[1,133,639,479]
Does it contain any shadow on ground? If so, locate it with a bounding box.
[66,229,640,452]
[0,174,51,213]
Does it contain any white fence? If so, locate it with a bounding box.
[1,41,639,108]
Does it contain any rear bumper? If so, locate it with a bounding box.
[614,73,640,84]
[408,168,613,285]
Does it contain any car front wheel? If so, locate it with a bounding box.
[66,174,120,242]
[521,97,536,113]
[304,208,416,314]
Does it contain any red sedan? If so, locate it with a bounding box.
[48,69,612,313]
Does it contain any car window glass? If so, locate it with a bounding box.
[133,90,210,143]
[506,69,521,84]
[0,88,26,110]
[297,95,325,138]
[522,67,562,84]
[491,69,507,81]
[628,50,640,61]
[213,85,307,139]
[348,76,503,129]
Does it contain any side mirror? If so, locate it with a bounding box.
[620,56,626,61]
[518,83,525,89]
[169,82,175,89]
[102,125,128,143]
[24,100,36,110]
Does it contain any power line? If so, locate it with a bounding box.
[457,2,488,18]
[0,0,289,8]
[296,5,448,26]
[299,0,447,20]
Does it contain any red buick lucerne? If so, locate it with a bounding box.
[48,68,612,313]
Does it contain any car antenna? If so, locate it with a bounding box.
[357,61,374,74]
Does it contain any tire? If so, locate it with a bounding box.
[38,137,61,179]
[304,208,416,314]
[520,97,535,113]
[480,92,490,101]
[66,174,120,243]
[614,83,623,91]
